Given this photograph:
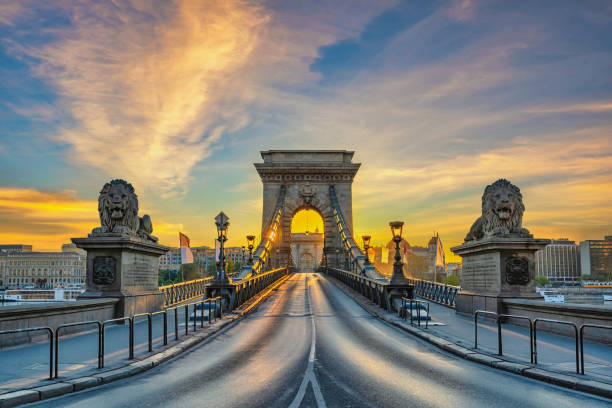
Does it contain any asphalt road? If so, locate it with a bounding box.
[34,273,611,407]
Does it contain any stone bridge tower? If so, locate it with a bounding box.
[254,150,360,268]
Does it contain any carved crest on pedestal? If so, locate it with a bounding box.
[505,255,529,285]
[93,256,116,285]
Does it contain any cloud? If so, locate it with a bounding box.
[0,187,97,250]
[10,0,270,195]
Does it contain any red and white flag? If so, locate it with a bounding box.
[179,232,194,264]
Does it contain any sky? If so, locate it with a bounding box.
[0,0,611,263]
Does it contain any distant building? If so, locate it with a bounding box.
[1,246,86,288]
[580,236,612,281]
[446,262,462,277]
[0,244,32,253]
[291,231,324,272]
[535,239,581,284]
[159,245,245,274]
[382,233,447,282]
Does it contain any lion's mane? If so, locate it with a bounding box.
[481,179,524,234]
[464,179,530,241]
[98,179,139,234]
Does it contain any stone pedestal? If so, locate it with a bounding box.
[451,238,549,315]
[72,234,169,317]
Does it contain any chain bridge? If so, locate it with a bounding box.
[0,151,610,407]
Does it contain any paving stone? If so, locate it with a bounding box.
[66,376,102,391]
[491,361,530,374]
[0,390,40,407]
[466,353,504,366]
[32,382,73,399]
[129,360,155,370]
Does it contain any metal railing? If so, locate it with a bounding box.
[474,310,498,349]
[400,297,430,328]
[413,279,459,308]
[497,314,534,363]
[325,267,412,312]
[0,327,53,379]
[55,321,102,378]
[9,295,227,379]
[533,318,579,373]
[101,317,133,368]
[231,268,289,310]
[579,324,612,375]
[160,277,213,307]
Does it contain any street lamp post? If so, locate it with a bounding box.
[246,235,255,265]
[241,245,246,265]
[215,212,230,283]
[362,235,371,265]
[389,221,409,285]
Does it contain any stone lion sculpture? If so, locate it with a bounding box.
[91,179,157,242]
[464,179,532,241]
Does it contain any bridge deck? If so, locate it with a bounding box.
[11,273,610,407]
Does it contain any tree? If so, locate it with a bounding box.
[443,274,460,286]
[535,275,550,286]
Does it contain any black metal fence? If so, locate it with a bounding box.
[412,279,459,308]
[325,267,412,312]
[473,310,609,374]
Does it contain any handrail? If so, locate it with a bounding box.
[533,318,579,373]
[158,277,213,291]
[101,317,133,368]
[133,313,153,353]
[0,327,53,379]
[474,310,498,349]
[401,297,430,328]
[579,323,612,375]
[151,310,168,346]
[55,321,102,378]
[496,314,534,363]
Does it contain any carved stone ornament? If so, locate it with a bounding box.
[299,183,316,205]
[91,179,158,242]
[93,256,116,285]
[505,256,530,285]
[464,179,532,242]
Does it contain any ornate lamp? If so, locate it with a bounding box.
[246,235,255,265]
[215,212,230,283]
[389,221,408,285]
[362,235,371,265]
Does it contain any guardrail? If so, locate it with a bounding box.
[400,297,430,328]
[55,321,102,378]
[579,324,612,375]
[0,327,53,379]
[325,267,412,312]
[534,318,579,374]
[160,277,213,307]
[474,311,586,372]
[3,296,226,380]
[230,267,289,310]
[413,279,459,308]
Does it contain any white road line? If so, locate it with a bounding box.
[289,274,327,408]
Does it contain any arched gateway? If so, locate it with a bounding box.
[238,150,380,279]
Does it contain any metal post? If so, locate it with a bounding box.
[163,312,168,346]
[148,314,152,352]
[174,308,179,340]
[184,305,188,335]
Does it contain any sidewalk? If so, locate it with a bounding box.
[423,301,612,382]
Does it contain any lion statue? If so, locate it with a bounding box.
[464,179,532,242]
[91,179,158,242]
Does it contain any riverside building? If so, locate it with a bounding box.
[535,239,581,284]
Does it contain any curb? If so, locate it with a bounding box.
[0,275,291,408]
[326,275,612,400]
